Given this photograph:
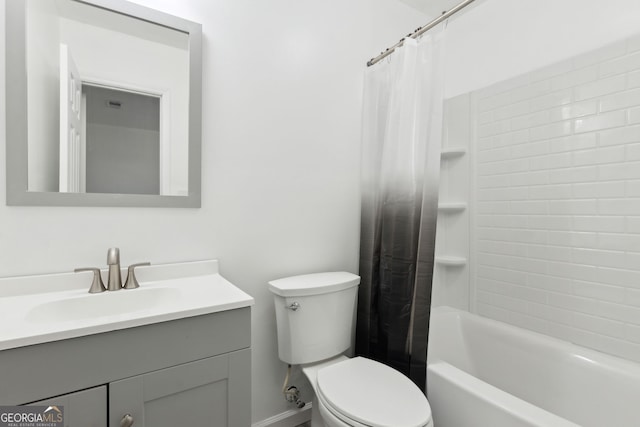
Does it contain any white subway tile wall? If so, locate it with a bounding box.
[473,33,640,363]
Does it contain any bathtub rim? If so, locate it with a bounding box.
[428,305,640,378]
[426,361,582,427]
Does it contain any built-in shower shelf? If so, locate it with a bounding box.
[438,202,467,212]
[435,256,467,267]
[440,147,467,159]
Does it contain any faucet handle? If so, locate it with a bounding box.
[123,262,151,290]
[74,268,106,294]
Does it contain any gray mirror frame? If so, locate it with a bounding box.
[5,0,202,207]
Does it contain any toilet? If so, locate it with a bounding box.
[268,272,433,427]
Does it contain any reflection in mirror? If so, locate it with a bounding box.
[27,0,188,196]
[84,85,160,195]
[6,0,202,207]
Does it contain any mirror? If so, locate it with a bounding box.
[6,0,202,207]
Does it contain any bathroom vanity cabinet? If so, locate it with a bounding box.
[0,307,251,427]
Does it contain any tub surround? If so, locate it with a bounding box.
[434,30,640,364]
[474,32,640,362]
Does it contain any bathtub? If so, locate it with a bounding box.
[426,306,640,427]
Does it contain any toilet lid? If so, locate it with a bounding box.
[316,357,431,427]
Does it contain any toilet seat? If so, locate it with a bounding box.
[316,357,432,427]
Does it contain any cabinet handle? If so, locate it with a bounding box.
[120,414,134,427]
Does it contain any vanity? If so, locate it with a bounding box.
[1,0,251,423]
[0,260,254,427]
[1,1,246,422]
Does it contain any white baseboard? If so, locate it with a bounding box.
[252,403,312,427]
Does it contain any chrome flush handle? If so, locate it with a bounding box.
[287,302,300,311]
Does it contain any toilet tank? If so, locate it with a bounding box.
[268,272,360,365]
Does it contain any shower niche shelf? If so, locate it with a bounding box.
[440,147,467,159]
[433,94,471,310]
[438,202,467,212]
[435,256,467,267]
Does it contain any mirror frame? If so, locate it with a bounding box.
[5,0,202,207]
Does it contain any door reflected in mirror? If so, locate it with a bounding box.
[83,85,161,195]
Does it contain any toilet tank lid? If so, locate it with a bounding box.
[268,272,360,297]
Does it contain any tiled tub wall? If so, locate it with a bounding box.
[473,33,640,362]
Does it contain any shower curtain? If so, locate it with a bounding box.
[356,29,444,391]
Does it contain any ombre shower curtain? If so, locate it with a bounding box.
[356,29,444,391]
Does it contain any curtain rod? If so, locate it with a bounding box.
[366,0,477,67]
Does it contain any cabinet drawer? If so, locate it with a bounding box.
[28,385,107,427]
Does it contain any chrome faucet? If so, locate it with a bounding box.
[107,247,123,291]
[75,248,150,293]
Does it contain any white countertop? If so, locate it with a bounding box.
[0,260,254,351]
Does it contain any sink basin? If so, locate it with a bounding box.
[0,260,254,351]
[25,287,181,323]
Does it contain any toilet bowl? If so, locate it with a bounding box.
[268,272,434,427]
[305,356,433,427]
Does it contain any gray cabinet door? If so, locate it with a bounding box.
[109,349,250,427]
[29,385,107,427]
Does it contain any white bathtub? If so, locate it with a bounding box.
[426,306,640,427]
